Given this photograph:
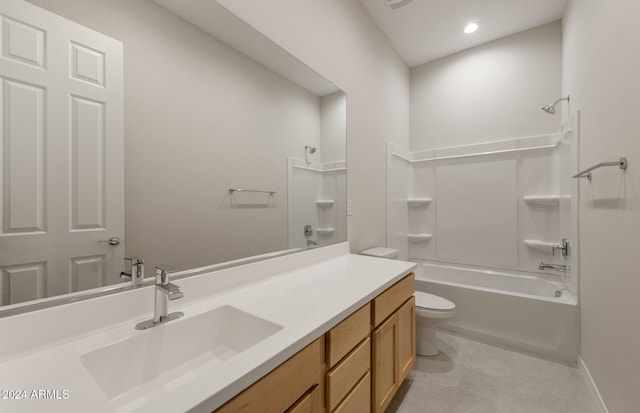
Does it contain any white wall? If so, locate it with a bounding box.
[320,91,347,164]
[411,21,562,151]
[217,0,411,253]
[563,0,640,411]
[27,0,327,271]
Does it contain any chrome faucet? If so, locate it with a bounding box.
[135,266,184,330]
[120,257,145,285]
[552,238,570,258]
[538,262,569,273]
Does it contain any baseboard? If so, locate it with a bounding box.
[578,356,609,413]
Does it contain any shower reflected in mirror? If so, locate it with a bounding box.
[304,145,317,164]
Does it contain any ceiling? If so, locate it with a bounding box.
[359,0,567,67]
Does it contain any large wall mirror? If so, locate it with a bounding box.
[0,0,347,312]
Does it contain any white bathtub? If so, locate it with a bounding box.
[415,261,579,363]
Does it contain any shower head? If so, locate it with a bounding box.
[541,104,557,114]
[541,96,570,115]
[305,145,316,154]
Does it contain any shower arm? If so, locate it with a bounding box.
[551,96,569,107]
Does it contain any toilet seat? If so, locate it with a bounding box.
[415,291,455,311]
[415,291,456,318]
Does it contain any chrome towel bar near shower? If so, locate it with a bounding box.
[572,156,627,180]
[229,188,276,195]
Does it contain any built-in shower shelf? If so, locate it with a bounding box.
[407,198,433,207]
[316,228,335,235]
[408,233,432,243]
[316,200,335,207]
[524,239,556,252]
[523,195,569,207]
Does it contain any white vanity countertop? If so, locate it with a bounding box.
[0,243,416,413]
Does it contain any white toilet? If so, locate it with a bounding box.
[414,291,456,356]
[360,247,456,357]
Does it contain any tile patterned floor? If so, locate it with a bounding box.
[386,333,600,413]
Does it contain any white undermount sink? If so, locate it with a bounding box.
[80,305,283,401]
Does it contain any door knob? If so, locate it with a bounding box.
[98,236,121,246]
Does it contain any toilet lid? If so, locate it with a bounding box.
[360,247,399,259]
[415,291,455,311]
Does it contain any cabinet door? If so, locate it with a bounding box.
[397,297,416,381]
[372,312,399,413]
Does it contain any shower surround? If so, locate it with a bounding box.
[387,114,580,361]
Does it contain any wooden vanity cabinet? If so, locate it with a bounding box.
[213,273,415,413]
[326,273,415,413]
[372,274,416,413]
[214,337,325,413]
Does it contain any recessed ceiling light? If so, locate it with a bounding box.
[464,22,479,34]
[385,0,413,10]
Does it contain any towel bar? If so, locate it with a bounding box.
[228,188,276,195]
[572,157,627,180]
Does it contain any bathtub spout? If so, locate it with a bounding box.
[539,262,568,273]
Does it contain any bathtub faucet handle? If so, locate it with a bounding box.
[552,238,570,258]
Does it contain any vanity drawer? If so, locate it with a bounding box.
[285,384,321,413]
[333,371,371,413]
[326,337,370,412]
[373,273,415,326]
[214,337,324,413]
[326,303,371,367]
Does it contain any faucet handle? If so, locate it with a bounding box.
[155,265,183,300]
[125,256,144,265]
[155,265,175,285]
[121,257,144,285]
